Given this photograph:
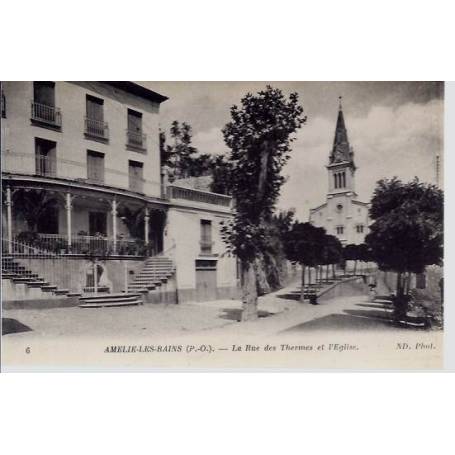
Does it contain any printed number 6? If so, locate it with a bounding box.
[25,347,31,354]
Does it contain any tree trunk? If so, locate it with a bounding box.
[308,267,312,287]
[241,260,258,321]
[354,260,357,276]
[332,263,336,280]
[394,271,408,322]
[300,264,305,302]
[326,264,329,283]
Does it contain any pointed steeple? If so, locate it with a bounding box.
[329,97,355,168]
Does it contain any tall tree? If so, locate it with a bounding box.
[366,177,443,320]
[284,222,326,301]
[221,86,306,320]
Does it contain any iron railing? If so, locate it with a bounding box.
[126,130,146,149]
[31,101,62,126]
[167,185,232,207]
[84,117,109,140]
[35,153,57,177]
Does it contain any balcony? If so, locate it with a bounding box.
[35,154,57,177]
[126,129,147,151]
[84,117,109,141]
[167,185,231,208]
[31,101,62,128]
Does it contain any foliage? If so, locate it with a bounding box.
[12,189,59,232]
[321,234,343,266]
[365,177,443,319]
[366,177,443,275]
[221,86,306,262]
[117,206,145,240]
[284,222,326,268]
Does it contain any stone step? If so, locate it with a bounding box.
[54,289,70,295]
[78,293,143,308]
[79,299,142,308]
[41,285,58,291]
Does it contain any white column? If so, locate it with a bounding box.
[6,186,12,254]
[65,192,72,252]
[111,198,117,254]
[144,207,150,245]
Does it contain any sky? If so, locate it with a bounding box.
[144,81,444,221]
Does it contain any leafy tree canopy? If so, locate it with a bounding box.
[366,177,443,274]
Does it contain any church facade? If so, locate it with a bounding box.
[309,100,369,245]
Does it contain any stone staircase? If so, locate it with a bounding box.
[77,256,175,308]
[78,293,143,308]
[127,256,175,294]
[1,256,79,298]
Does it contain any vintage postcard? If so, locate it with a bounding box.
[0,81,444,370]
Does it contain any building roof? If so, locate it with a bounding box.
[329,97,356,169]
[104,82,168,104]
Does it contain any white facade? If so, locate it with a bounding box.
[1,81,239,302]
[309,102,369,245]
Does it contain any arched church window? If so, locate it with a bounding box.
[341,172,346,188]
[334,173,338,189]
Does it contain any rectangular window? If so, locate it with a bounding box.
[86,95,104,121]
[356,225,364,233]
[32,82,61,126]
[200,219,213,255]
[128,160,144,192]
[35,138,57,177]
[85,95,108,140]
[336,226,344,235]
[87,150,105,183]
[127,109,145,149]
[89,211,107,236]
[34,82,55,106]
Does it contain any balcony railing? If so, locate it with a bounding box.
[35,154,57,177]
[31,101,62,127]
[167,185,231,207]
[126,129,147,149]
[34,234,152,257]
[85,117,109,140]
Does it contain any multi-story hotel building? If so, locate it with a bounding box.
[1,81,239,306]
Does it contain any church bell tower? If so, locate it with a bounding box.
[327,97,356,196]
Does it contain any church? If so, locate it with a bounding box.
[309,99,369,245]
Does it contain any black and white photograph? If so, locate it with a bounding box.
[0,81,444,370]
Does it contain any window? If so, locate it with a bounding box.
[334,173,338,189]
[1,89,5,118]
[128,160,144,192]
[200,219,213,255]
[356,224,364,233]
[34,82,55,107]
[87,150,105,183]
[85,95,108,140]
[341,171,346,188]
[35,138,57,177]
[337,204,343,212]
[336,226,344,235]
[127,109,146,149]
[32,82,61,126]
[89,212,107,236]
